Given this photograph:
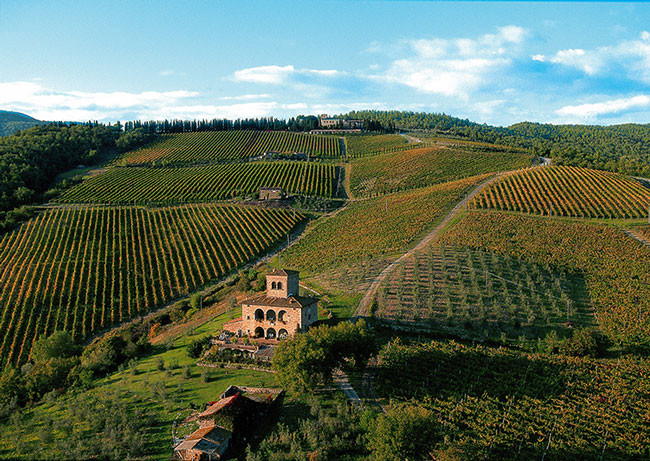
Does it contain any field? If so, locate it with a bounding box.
[0,204,304,368]
[118,130,341,165]
[438,211,650,348]
[56,162,341,204]
[471,165,650,219]
[281,174,491,293]
[344,134,409,157]
[375,338,650,460]
[350,146,533,197]
[376,245,592,342]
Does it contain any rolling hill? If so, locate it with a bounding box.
[0,110,44,136]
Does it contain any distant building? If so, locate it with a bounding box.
[223,269,318,340]
[259,186,284,200]
[319,114,364,130]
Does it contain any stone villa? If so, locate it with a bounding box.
[223,269,318,340]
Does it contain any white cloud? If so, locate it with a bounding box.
[0,81,280,121]
[531,54,546,62]
[540,32,650,82]
[232,65,343,85]
[373,25,526,98]
[556,95,650,118]
[219,93,272,101]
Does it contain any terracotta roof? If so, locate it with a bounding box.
[243,294,317,309]
[175,425,231,454]
[267,268,299,276]
[186,425,231,442]
[198,394,239,418]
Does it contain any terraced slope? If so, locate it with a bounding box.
[471,165,650,218]
[0,204,304,367]
[118,130,341,165]
[57,162,341,204]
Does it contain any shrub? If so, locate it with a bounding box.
[187,336,212,359]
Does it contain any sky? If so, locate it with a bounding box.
[2,0,650,126]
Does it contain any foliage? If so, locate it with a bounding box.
[472,165,650,218]
[439,212,650,349]
[0,204,303,368]
[116,130,341,165]
[81,322,150,376]
[247,396,368,461]
[559,328,609,357]
[31,331,80,363]
[272,320,376,391]
[351,146,532,197]
[366,404,440,461]
[58,161,342,203]
[187,336,212,358]
[375,337,650,460]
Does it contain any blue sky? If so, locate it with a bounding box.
[2,0,650,126]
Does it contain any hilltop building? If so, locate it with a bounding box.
[318,114,363,130]
[223,269,318,340]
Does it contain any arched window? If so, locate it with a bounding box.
[277,281,283,290]
[254,309,264,321]
[278,329,288,339]
[266,328,276,339]
[266,310,276,322]
[254,327,264,338]
[278,310,287,322]
[271,281,277,289]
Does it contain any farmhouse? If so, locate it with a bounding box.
[223,269,318,340]
[259,186,284,200]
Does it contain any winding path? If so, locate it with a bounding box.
[353,171,514,317]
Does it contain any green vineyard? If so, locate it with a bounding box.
[377,339,650,459]
[377,245,591,341]
[57,162,341,204]
[351,146,533,197]
[118,130,341,165]
[0,204,304,367]
[471,165,650,218]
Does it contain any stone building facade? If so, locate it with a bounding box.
[223,269,318,340]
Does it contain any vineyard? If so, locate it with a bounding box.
[350,146,533,197]
[376,339,650,460]
[281,174,491,292]
[117,130,341,165]
[56,162,341,204]
[345,134,410,158]
[439,211,650,348]
[471,165,650,219]
[376,245,592,342]
[0,204,304,367]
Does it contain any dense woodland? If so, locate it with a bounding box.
[344,110,650,176]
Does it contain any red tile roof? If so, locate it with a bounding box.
[198,394,240,418]
[243,294,317,309]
